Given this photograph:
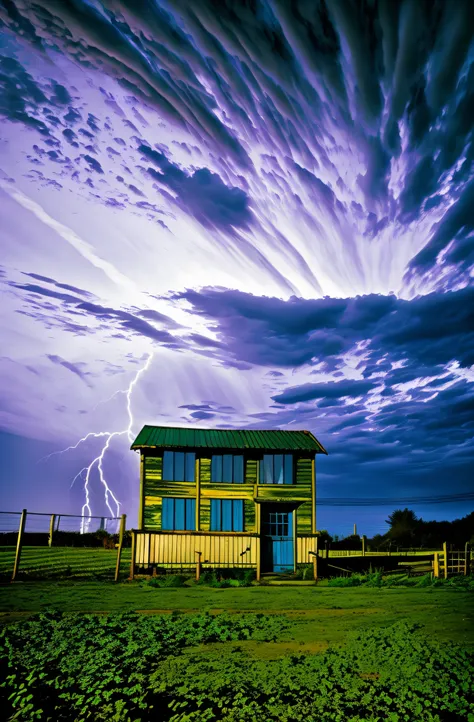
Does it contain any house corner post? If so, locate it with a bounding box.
[311,455,316,535]
[195,457,200,531]
[292,508,297,573]
[138,452,144,530]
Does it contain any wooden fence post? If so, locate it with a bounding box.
[464,542,469,576]
[443,542,448,579]
[362,535,366,557]
[433,552,439,578]
[309,551,318,582]
[195,551,202,581]
[114,514,126,583]
[48,514,56,548]
[129,530,136,580]
[12,509,27,582]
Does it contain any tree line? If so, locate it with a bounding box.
[319,509,474,550]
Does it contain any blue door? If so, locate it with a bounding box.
[262,506,294,572]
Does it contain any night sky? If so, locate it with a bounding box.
[1,0,473,537]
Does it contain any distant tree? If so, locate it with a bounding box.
[317,529,333,552]
[386,508,421,546]
[368,533,387,551]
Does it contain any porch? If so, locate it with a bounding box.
[129,530,319,580]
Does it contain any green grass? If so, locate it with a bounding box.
[1,581,473,650]
[0,546,131,580]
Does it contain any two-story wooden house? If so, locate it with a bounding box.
[129,425,327,579]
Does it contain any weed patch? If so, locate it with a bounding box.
[1,614,473,721]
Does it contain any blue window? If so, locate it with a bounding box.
[210,499,244,531]
[161,498,196,530]
[259,454,293,484]
[211,454,244,483]
[163,451,195,481]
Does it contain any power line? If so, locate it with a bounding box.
[317,492,474,506]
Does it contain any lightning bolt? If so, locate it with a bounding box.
[42,354,154,534]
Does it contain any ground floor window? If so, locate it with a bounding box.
[210,499,244,531]
[161,497,195,530]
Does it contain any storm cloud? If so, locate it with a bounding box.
[1,0,473,533]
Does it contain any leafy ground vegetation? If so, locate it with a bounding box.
[1,610,473,722]
[327,570,474,589]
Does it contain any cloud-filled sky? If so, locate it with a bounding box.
[1,0,473,536]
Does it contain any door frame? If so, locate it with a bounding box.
[257,501,302,574]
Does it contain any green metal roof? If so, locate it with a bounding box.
[131,425,328,454]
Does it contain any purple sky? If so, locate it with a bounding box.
[1,0,473,537]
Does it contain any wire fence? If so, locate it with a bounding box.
[0,510,122,535]
[0,510,130,582]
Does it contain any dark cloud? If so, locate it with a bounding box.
[175,286,474,372]
[272,380,376,405]
[0,54,49,134]
[10,281,182,347]
[139,144,251,231]
[47,354,92,387]
[22,273,93,298]
[83,154,104,173]
[407,177,474,277]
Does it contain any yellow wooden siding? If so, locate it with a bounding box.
[200,483,254,499]
[143,499,161,530]
[135,531,259,568]
[244,499,256,532]
[256,485,311,501]
[144,455,162,481]
[200,457,211,482]
[245,459,258,483]
[296,457,312,483]
[200,497,211,531]
[146,481,195,497]
[297,535,318,564]
[297,501,313,534]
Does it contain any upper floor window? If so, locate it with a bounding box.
[163,451,195,482]
[210,499,244,531]
[161,497,195,530]
[259,454,293,484]
[211,454,244,483]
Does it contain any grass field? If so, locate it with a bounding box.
[1,580,473,650]
[1,581,473,720]
[0,545,131,580]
